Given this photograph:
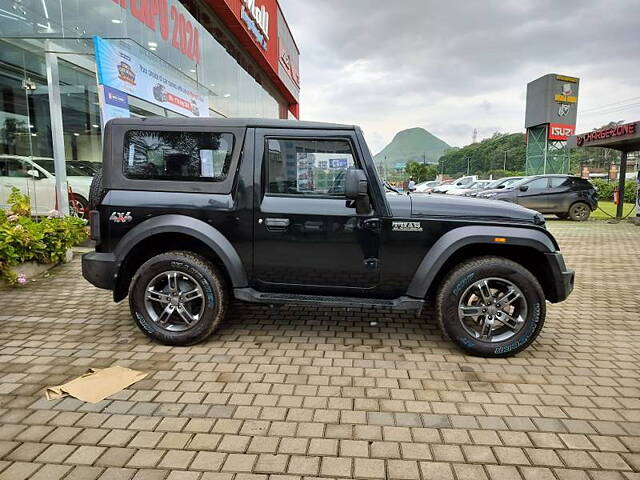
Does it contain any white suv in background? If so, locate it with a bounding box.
[0,156,93,217]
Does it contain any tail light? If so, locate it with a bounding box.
[89,210,101,241]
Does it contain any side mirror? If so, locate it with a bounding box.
[26,169,40,179]
[519,185,529,192]
[345,168,368,199]
[344,168,371,214]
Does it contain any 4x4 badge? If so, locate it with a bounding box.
[392,221,423,232]
[109,211,132,223]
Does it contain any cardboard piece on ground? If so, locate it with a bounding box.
[46,366,148,403]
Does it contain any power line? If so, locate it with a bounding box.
[580,102,640,117]
[579,95,640,113]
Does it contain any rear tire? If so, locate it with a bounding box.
[88,169,104,209]
[128,251,228,346]
[568,202,590,221]
[436,256,546,357]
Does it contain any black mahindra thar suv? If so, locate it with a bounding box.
[83,118,574,357]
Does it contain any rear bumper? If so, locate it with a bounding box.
[82,252,117,290]
[545,252,574,303]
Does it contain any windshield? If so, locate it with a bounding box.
[485,178,506,189]
[508,177,530,187]
[503,177,523,187]
[33,159,88,176]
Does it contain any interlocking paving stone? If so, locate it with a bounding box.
[0,221,639,479]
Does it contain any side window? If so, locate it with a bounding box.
[123,130,234,181]
[549,177,570,188]
[525,178,549,190]
[266,138,356,196]
[2,159,32,178]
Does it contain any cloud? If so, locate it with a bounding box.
[279,0,640,153]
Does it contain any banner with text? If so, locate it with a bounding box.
[94,36,208,117]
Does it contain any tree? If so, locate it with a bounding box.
[405,162,438,182]
[437,133,526,177]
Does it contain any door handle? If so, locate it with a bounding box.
[362,218,381,231]
[264,217,290,231]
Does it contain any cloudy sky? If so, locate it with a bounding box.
[279,0,640,154]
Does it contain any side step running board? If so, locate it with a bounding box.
[234,288,424,312]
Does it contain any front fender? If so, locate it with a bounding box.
[406,225,557,298]
[113,214,248,288]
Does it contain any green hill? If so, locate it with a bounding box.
[373,127,451,168]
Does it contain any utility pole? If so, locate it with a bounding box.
[466,157,471,175]
[503,151,507,171]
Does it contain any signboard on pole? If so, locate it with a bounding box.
[525,74,580,129]
[93,36,208,117]
[98,85,130,126]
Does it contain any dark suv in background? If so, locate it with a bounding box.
[478,175,597,221]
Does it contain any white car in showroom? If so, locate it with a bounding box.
[0,156,93,217]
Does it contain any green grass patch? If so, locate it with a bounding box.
[590,201,637,220]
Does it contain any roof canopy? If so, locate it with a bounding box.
[567,121,640,152]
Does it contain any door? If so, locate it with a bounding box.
[515,177,551,211]
[544,176,573,212]
[252,132,381,292]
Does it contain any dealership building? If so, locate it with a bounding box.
[0,0,299,212]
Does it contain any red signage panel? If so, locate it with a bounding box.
[548,123,575,140]
[576,123,637,146]
[216,0,279,72]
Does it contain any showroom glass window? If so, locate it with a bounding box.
[123,130,234,181]
[266,139,356,195]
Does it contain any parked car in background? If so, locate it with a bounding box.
[0,155,92,217]
[469,176,524,197]
[478,174,597,221]
[414,180,440,192]
[69,160,101,176]
[433,175,477,193]
[448,180,492,196]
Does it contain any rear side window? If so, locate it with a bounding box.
[549,177,571,188]
[572,178,594,189]
[123,130,234,181]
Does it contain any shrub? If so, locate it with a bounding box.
[0,188,88,284]
[591,179,638,203]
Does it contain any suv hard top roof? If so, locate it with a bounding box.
[106,117,356,130]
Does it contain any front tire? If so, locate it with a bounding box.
[436,256,546,357]
[129,251,227,346]
[69,194,88,219]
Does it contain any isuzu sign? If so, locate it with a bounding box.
[549,123,575,141]
[241,0,270,50]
